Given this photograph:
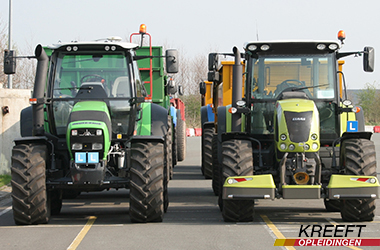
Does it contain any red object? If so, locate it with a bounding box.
[374,126,380,133]
[195,128,202,136]
[356,178,369,182]
[170,98,186,121]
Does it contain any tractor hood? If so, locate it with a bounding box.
[66,101,112,161]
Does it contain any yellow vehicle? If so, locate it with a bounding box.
[200,60,244,194]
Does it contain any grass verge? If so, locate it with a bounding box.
[0,175,11,188]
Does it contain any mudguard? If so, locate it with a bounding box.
[137,102,168,138]
[20,106,33,137]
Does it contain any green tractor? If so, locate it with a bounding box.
[210,32,379,222]
[4,32,178,224]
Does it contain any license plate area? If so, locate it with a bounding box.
[75,152,99,164]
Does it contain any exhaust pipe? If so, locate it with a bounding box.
[231,46,242,132]
[32,44,49,136]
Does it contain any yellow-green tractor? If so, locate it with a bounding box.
[211,32,379,222]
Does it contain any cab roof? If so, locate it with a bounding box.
[47,38,139,50]
[244,40,341,54]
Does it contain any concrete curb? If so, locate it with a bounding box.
[0,185,12,202]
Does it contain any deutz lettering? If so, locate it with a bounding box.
[298,225,366,237]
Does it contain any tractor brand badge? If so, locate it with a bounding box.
[292,117,306,121]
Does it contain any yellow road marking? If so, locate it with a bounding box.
[260,214,296,250]
[67,216,97,250]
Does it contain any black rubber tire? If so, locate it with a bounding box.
[166,116,174,181]
[324,199,341,212]
[129,142,164,223]
[176,109,186,162]
[172,125,178,167]
[164,116,173,212]
[202,127,214,179]
[11,144,50,225]
[220,140,255,222]
[340,138,377,222]
[212,134,220,196]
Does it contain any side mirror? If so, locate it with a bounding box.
[208,53,218,71]
[166,78,177,95]
[199,81,206,95]
[4,50,16,75]
[364,46,374,72]
[166,49,178,74]
[178,84,184,96]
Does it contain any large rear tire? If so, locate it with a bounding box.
[177,109,186,162]
[202,126,213,179]
[130,142,164,223]
[340,138,377,222]
[11,144,50,225]
[220,140,254,222]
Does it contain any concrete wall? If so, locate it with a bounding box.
[0,88,32,174]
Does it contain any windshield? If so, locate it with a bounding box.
[250,54,336,100]
[50,51,133,136]
[248,54,339,136]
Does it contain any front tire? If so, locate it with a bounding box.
[130,142,165,223]
[340,138,377,222]
[11,144,50,225]
[220,140,254,222]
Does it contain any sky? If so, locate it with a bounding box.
[1,0,380,89]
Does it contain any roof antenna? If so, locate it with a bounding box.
[256,21,259,41]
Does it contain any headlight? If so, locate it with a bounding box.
[343,99,352,106]
[72,143,82,150]
[247,44,257,51]
[236,100,246,107]
[71,130,78,136]
[280,143,287,150]
[280,134,287,141]
[96,129,102,136]
[317,44,326,50]
[92,143,103,150]
[312,143,319,150]
[289,144,295,151]
[261,44,270,51]
[328,43,338,50]
[304,144,310,150]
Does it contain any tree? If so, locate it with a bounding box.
[357,82,380,125]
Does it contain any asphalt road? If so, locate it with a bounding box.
[0,135,380,250]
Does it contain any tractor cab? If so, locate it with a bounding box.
[47,41,143,139]
[245,41,341,140]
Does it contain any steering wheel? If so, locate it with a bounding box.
[80,74,106,84]
[274,79,306,98]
